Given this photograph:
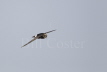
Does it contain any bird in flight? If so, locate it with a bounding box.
[21,30,56,48]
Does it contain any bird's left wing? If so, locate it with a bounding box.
[21,37,38,48]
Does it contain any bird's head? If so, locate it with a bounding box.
[32,35,36,38]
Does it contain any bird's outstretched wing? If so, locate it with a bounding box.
[21,37,38,48]
[45,30,56,33]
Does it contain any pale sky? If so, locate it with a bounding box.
[0,0,107,72]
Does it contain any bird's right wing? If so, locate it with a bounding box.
[45,30,56,33]
[21,37,38,48]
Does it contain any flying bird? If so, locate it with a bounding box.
[21,30,56,48]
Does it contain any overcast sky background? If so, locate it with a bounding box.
[0,0,107,72]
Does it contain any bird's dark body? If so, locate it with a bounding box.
[37,33,47,39]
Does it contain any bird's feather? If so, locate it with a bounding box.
[45,30,56,33]
[21,37,38,48]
